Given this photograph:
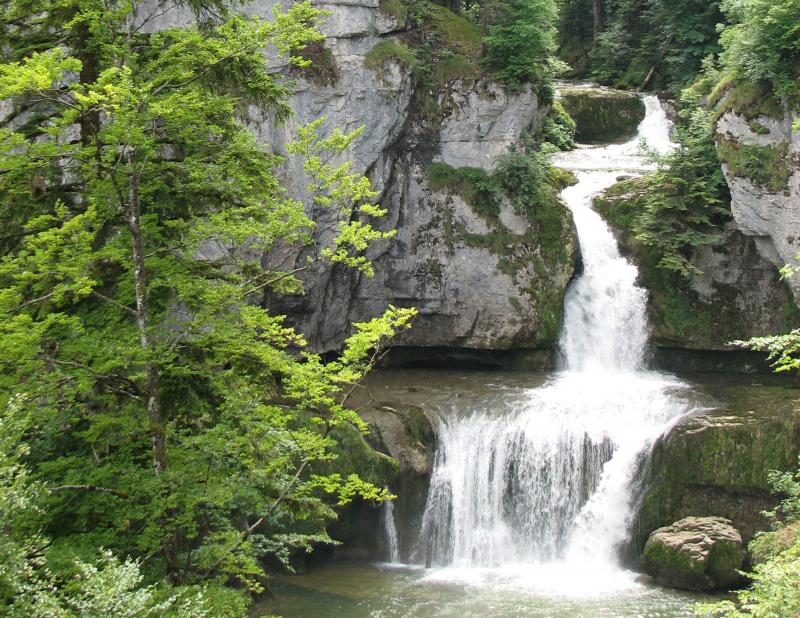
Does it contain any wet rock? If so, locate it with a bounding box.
[558,85,645,143]
[643,516,745,591]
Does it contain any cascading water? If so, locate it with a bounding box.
[382,498,401,564]
[418,92,698,593]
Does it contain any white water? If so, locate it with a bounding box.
[417,94,697,595]
[383,498,401,564]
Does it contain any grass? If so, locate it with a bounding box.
[364,41,418,71]
[378,0,407,22]
[427,162,501,223]
[428,4,482,59]
[430,53,478,84]
[716,140,791,192]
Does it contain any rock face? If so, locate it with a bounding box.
[634,382,800,554]
[714,102,800,301]
[142,0,578,356]
[328,399,436,560]
[595,184,797,357]
[559,85,645,143]
[643,516,745,591]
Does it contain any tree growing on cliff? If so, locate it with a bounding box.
[0,0,414,612]
[481,0,565,87]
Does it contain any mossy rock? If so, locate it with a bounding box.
[632,384,800,558]
[559,86,645,143]
[643,517,745,591]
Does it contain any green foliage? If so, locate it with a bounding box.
[719,0,800,99]
[482,0,562,87]
[732,329,800,376]
[0,0,417,612]
[539,100,576,152]
[560,0,724,92]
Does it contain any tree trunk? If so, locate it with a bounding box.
[592,0,603,39]
[126,152,167,475]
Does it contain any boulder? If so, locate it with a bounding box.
[643,516,745,591]
[559,85,645,143]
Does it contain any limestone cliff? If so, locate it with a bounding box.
[141,0,578,355]
[714,97,800,301]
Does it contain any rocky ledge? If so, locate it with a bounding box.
[633,380,800,557]
[714,93,800,302]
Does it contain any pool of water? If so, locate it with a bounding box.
[256,561,717,617]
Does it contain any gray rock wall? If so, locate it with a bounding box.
[144,0,577,353]
[715,106,800,301]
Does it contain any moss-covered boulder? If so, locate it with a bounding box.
[559,86,645,143]
[326,401,435,561]
[633,381,800,557]
[643,517,745,591]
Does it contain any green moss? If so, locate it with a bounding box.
[426,155,575,344]
[717,140,791,192]
[427,163,501,224]
[644,539,706,583]
[749,121,771,135]
[364,40,418,73]
[710,78,785,121]
[559,88,646,143]
[328,423,399,488]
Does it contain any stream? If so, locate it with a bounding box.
[257,94,754,616]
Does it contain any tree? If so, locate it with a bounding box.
[0,0,415,611]
[481,0,563,87]
[720,0,800,99]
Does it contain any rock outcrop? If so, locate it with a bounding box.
[595,184,797,356]
[714,98,800,301]
[558,84,645,143]
[633,381,800,554]
[140,0,578,357]
[643,516,745,591]
[328,397,436,560]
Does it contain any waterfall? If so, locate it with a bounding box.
[418,94,695,592]
[382,498,401,564]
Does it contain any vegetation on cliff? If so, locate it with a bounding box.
[0,0,417,614]
[697,463,800,616]
[374,0,565,92]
